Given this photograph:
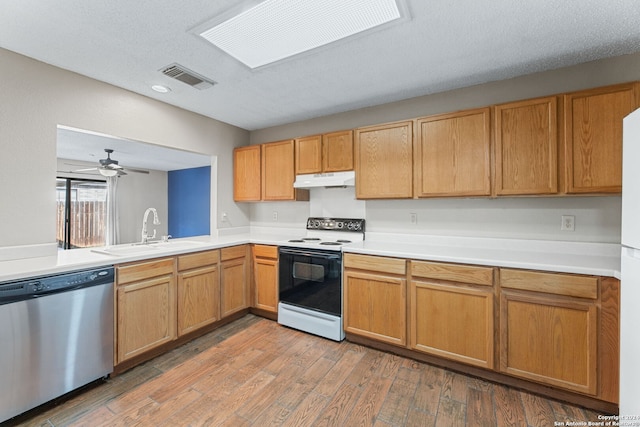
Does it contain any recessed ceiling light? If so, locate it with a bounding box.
[199,0,402,69]
[151,84,171,93]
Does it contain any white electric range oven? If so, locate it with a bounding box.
[277,217,365,341]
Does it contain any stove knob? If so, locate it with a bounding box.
[336,221,343,229]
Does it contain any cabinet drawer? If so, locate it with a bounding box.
[177,250,220,271]
[117,257,174,285]
[500,268,598,299]
[221,245,247,261]
[411,261,493,286]
[344,253,406,275]
[253,244,278,259]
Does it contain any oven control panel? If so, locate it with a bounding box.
[306,217,365,232]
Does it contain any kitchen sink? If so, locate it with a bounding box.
[91,240,206,256]
[91,244,161,256]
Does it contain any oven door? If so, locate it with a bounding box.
[278,247,342,316]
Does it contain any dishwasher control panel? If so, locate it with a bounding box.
[0,267,114,305]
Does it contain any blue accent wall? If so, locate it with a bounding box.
[168,166,210,238]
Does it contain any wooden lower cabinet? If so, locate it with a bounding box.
[177,250,220,337]
[252,245,278,313]
[499,269,599,396]
[116,258,176,364]
[343,254,407,346]
[410,261,495,369]
[220,245,249,318]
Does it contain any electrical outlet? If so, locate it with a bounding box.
[561,215,575,231]
[410,213,417,225]
[272,211,278,221]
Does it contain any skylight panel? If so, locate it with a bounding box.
[199,0,401,69]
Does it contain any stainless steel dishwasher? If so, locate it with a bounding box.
[0,266,114,423]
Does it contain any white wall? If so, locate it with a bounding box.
[0,47,250,249]
[249,52,640,243]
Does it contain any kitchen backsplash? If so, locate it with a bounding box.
[249,187,621,243]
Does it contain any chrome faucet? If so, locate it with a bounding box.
[141,207,160,244]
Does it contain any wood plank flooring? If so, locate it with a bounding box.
[7,314,606,427]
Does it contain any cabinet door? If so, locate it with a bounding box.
[500,290,597,395]
[221,256,248,318]
[344,270,406,346]
[262,140,296,200]
[177,265,219,336]
[564,82,639,193]
[355,121,413,199]
[233,145,261,201]
[415,108,491,197]
[494,97,558,195]
[253,257,278,313]
[411,280,494,368]
[295,135,322,174]
[323,130,354,172]
[117,274,176,363]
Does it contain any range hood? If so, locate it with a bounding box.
[293,171,355,188]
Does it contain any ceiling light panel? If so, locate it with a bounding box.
[200,0,401,69]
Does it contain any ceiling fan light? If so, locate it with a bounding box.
[99,168,118,177]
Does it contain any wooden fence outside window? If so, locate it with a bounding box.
[56,200,106,248]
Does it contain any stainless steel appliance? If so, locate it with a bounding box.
[0,266,114,423]
[278,217,364,341]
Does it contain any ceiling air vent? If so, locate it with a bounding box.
[160,63,216,90]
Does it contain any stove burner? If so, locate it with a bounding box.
[320,241,343,246]
[288,239,304,243]
[336,239,352,243]
[302,237,321,241]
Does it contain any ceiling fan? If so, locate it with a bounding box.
[62,149,149,177]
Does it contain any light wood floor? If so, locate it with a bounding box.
[10,314,605,427]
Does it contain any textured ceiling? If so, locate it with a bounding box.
[1,0,640,131]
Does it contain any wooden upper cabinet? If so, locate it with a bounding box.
[494,96,558,195]
[323,130,354,172]
[564,82,639,194]
[295,135,322,174]
[233,145,261,202]
[262,139,309,201]
[295,131,354,174]
[355,120,413,199]
[415,108,491,197]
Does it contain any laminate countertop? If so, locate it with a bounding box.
[0,230,621,282]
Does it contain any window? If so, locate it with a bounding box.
[56,178,108,249]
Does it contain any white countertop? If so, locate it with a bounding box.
[346,232,621,279]
[0,230,621,282]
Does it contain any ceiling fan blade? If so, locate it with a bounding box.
[63,162,93,167]
[123,167,149,174]
[73,167,99,172]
